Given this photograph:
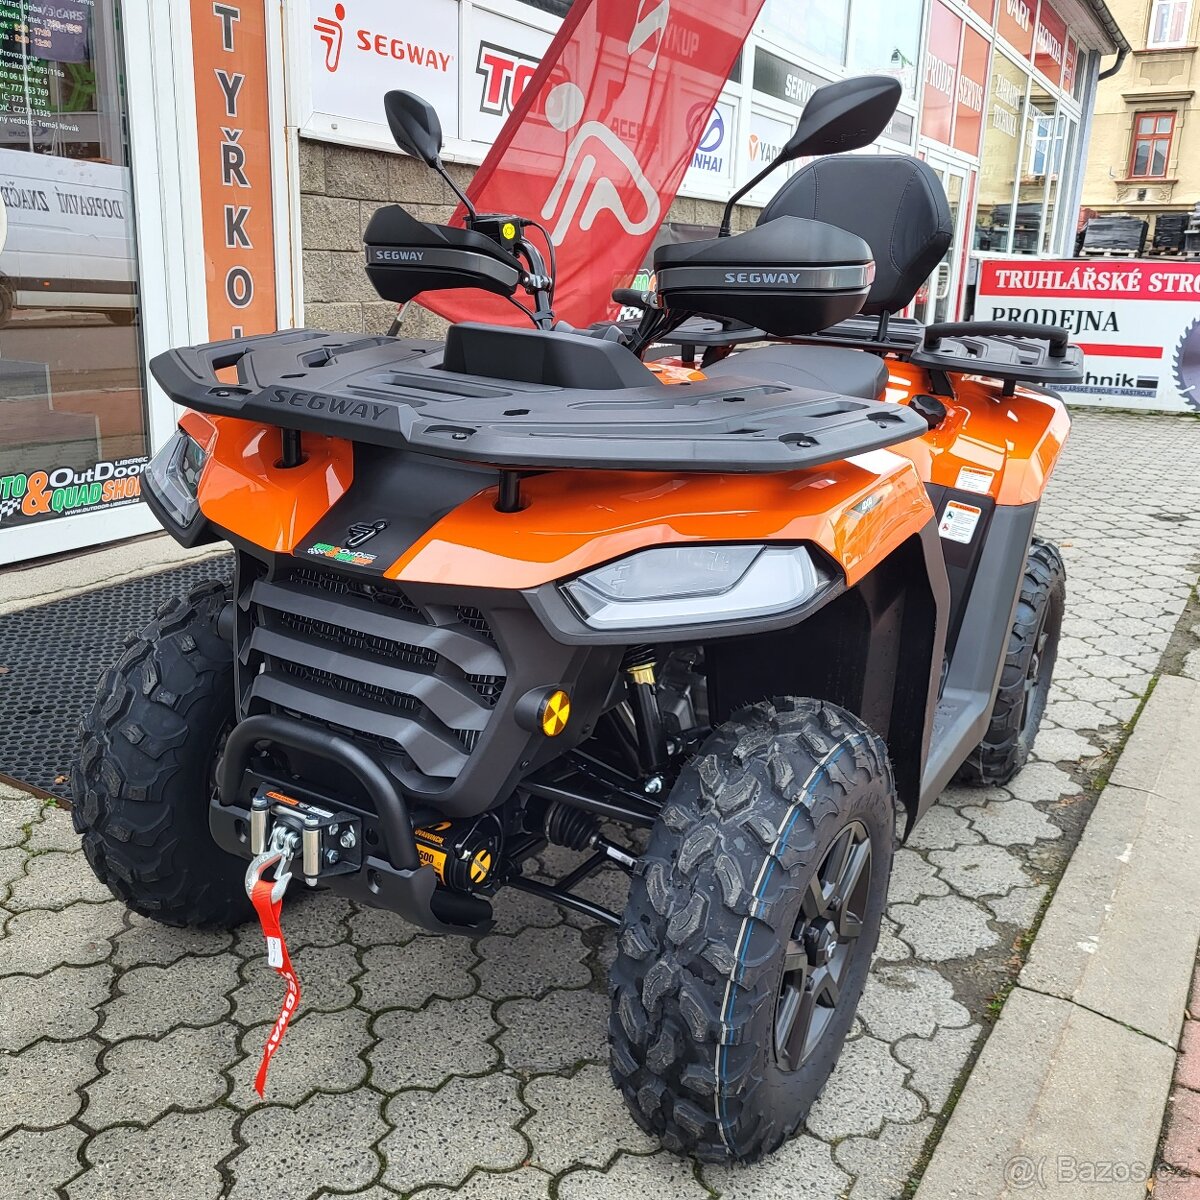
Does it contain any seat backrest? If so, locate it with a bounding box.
[758,155,953,317]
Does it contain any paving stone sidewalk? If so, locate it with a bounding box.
[2,408,1200,1200]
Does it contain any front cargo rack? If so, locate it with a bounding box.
[150,322,929,475]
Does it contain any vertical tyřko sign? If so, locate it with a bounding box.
[191,0,278,339]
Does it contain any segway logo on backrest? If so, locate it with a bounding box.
[314,4,346,72]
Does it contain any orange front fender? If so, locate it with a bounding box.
[388,450,934,590]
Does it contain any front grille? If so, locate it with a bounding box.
[278,609,439,671]
[239,566,508,783]
[281,661,423,716]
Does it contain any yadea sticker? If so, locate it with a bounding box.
[955,466,994,494]
[939,501,982,544]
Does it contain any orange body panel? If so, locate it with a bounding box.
[386,453,932,590]
[882,361,1070,507]
[185,351,1066,590]
[182,411,354,553]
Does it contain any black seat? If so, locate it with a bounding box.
[704,343,889,401]
[759,155,953,320]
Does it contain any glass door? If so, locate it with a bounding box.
[0,0,162,565]
[914,158,970,325]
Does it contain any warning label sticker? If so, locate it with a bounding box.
[954,466,995,494]
[939,501,982,545]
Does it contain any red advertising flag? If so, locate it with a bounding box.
[421,0,764,329]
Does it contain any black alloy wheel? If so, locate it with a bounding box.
[774,820,872,1071]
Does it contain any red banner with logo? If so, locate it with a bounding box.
[421,0,764,329]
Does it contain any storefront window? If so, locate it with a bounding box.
[1013,83,1055,253]
[0,1,148,536]
[759,0,850,67]
[846,0,923,99]
[976,53,1025,252]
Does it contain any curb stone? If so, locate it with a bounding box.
[915,676,1200,1199]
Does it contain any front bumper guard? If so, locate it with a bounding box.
[213,714,492,935]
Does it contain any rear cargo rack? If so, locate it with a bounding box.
[150,323,929,475]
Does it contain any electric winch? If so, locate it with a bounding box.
[249,785,364,886]
[412,814,502,891]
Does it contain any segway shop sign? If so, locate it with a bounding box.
[975,258,1200,413]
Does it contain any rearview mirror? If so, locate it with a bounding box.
[384,90,443,165]
[780,75,902,162]
[718,74,902,236]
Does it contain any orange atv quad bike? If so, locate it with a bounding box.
[72,77,1075,1163]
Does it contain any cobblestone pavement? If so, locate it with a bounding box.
[3,409,1200,1200]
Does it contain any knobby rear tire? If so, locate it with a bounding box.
[955,537,1066,786]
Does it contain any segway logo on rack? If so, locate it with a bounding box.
[477,42,539,116]
[312,4,454,74]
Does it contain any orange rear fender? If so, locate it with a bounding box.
[883,362,1070,507]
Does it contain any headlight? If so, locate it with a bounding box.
[144,429,208,529]
[561,544,833,631]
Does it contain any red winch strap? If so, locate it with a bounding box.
[249,877,301,1097]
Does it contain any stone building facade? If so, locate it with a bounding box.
[297,138,762,337]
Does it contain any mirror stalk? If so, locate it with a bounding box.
[433,157,478,225]
[719,159,784,237]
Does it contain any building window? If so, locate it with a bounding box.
[1147,0,1191,47]
[1129,112,1176,177]
[976,53,1027,253]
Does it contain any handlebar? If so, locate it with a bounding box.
[612,288,655,310]
[924,320,1070,360]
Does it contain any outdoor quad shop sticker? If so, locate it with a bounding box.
[306,541,378,567]
[0,458,149,526]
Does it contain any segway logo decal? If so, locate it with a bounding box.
[540,690,571,737]
[314,4,346,73]
[345,520,387,549]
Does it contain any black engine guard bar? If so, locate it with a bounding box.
[218,714,420,872]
